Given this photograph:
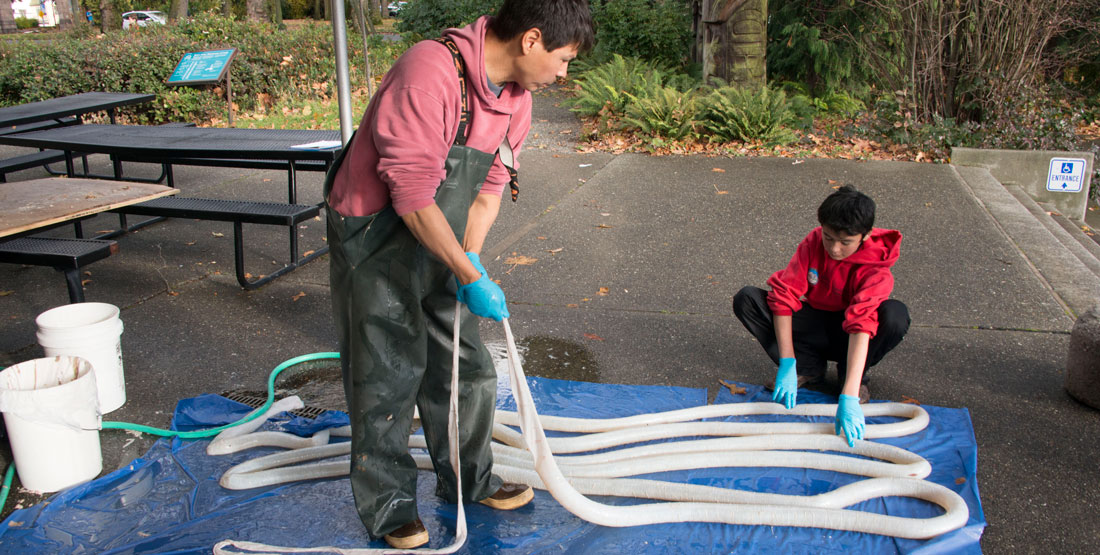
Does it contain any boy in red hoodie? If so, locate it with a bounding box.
[733,185,910,447]
[325,0,593,549]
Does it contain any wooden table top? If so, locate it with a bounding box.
[0,177,177,238]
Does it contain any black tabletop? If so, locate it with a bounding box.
[0,124,342,161]
[0,92,155,128]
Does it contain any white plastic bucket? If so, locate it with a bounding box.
[36,302,126,413]
[0,356,103,492]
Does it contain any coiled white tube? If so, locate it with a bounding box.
[214,315,970,553]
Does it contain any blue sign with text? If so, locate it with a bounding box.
[168,49,237,86]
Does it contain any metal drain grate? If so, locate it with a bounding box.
[220,391,342,420]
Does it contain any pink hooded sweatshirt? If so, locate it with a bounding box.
[327,16,532,218]
[766,227,902,337]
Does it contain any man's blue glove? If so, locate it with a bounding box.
[457,274,509,321]
[465,252,487,278]
[835,394,865,447]
[772,357,798,410]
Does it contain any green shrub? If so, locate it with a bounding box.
[396,0,500,39]
[621,85,700,148]
[700,85,797,146]
[588,0,692,66]
[0,14,409,124]
[14,17,38,29]
[569,54,698,124]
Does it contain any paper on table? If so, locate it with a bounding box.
[289,140,342,150]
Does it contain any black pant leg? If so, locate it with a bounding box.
[733,286,779,364]
[866,299,911,367]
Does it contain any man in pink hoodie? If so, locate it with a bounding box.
[733,185,910,447]
[324,0,593,549]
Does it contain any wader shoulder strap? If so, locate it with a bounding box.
[434,37,471,146]
[436,36,520,202]
[497,132,520,203]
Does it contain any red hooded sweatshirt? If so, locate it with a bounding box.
[327,16,532,218]
[766,227,902,337]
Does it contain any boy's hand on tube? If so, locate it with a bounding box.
[457,275,509,321]
[773,357,798,409]
[835,394,865,447]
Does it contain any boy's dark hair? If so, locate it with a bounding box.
[489,0,595,53]
[817,185,875,236]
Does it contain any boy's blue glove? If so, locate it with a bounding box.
[772,357,798,410]
[457,275,509,321]
[835,394,865,447]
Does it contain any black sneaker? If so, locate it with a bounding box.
[384,518,428,549]
[766,373,825,390]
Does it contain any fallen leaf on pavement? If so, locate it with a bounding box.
[0,291,13,297]
[212,232,225,238]
[719,379,747,395]
[566,303,579,308]
[303,250,315,257]
[955,477,966,485]
[712,168,726,173]
[595,224,613,229]
[583,333,605,341]
[292,291,306,301]
[504,255,538,265]
[901,395,921,405]
[828,179,838,185]
[547,247,563,254]
[537,236,547,240]
[597,287,609,296]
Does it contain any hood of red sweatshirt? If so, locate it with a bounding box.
[443,16,528,118]
[842,227,901,267]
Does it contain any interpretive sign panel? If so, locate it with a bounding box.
[167,49,237,86]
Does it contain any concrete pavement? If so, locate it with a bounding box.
[1,100,1098,552]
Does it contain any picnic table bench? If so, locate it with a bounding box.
[0,178,176,303]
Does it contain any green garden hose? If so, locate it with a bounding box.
[0,351,340,517]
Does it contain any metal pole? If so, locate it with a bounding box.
[331,0,354,145]
[227,69,235,127]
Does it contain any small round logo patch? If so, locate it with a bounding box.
[808,268,819,286]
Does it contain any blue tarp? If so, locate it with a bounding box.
[0,379,984,553]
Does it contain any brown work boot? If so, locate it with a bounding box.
[383,518,428,549]
[478,482,534,510]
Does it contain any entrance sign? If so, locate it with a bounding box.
[168,49,237,86]
[1046,157,1086,193]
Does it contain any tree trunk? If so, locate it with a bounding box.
[701,0,767,88]
[246,0,266,22]
[269,0,282,25]
[224,0,232,17]
[170,0,189,22]
[0,0,17,33]
[56,0,76,29]
[98,0,117,31]
[71,0,87,26]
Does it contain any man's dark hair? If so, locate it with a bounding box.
[817,185,876,236]
[489,0,595,53]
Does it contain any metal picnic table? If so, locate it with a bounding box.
[0,92,155,130]
[0,124,341,203]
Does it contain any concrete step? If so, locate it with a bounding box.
[954,165,1100,318]
[1003,184,1100,280]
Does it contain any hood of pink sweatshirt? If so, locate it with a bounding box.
[328,16,533,218]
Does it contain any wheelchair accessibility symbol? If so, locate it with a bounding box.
[1047,158,1085,193]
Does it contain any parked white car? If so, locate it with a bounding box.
[122,10,166,29]
[387,2,407,17]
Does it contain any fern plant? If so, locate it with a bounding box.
[621,85,701,148]
[700,85,797,146]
